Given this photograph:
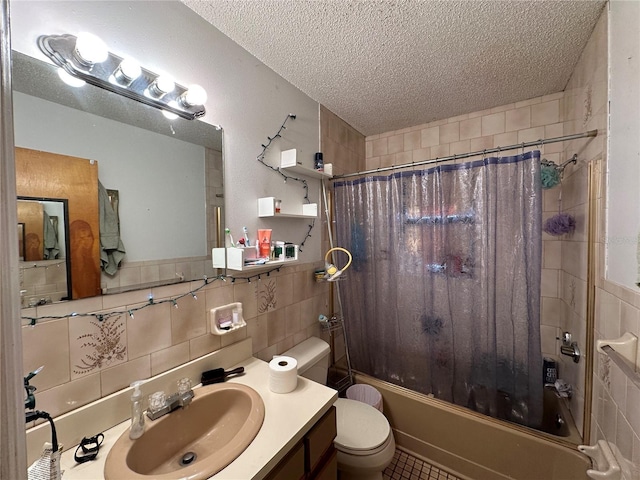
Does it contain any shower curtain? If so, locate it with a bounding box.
[333,151,543,428]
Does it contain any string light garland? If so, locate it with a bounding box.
[227,266,282,284]
[22,275,226,326]
[256,114,315,251]
[19,260,65,271]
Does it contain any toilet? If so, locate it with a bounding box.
[283,337,396,480]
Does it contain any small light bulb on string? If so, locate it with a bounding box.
[191,292,198,300]
[129,310,134,319]
[172,300,178,309]
[148,294,154,304]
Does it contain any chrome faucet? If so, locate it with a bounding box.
[146,378,194,421]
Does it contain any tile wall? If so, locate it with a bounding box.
[587,8,640,467]
[23,263,330,423]
[320,105,366,366]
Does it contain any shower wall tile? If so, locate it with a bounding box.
[439,122,459,144]
[421,126,440,148]
[459,117,481,140]
[505,106,531,132]
[532,100,560,127]
[150,341,190,376]
[481,112,505,136]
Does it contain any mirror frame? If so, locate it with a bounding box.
[18,196,72,302]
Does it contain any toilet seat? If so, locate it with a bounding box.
[333,398,391,456]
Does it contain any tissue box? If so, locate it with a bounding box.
[280,149,300,168]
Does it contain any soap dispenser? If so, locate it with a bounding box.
[129,381,145,440]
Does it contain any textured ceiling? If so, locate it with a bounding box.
[183,0,606,136]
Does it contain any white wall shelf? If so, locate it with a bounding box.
[280,163,332,179]
[258,197,318,218]
[280,148,332,179]
[212,246,299,272]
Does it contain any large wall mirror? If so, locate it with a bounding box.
[13,51,224,306]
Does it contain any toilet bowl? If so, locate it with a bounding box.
[283,337,396,480]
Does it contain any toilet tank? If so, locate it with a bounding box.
[282,337,330,384]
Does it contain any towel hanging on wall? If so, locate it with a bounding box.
[98,181,126,275]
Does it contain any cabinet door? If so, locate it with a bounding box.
[310,448,337,480]
[305,407,337,475]
[264,441,305,480]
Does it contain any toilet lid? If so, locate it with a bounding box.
[334,398,390,452]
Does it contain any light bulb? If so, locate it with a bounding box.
[57,68,86,87]
[179,84,207,106]
[113,57,141,86]
[148,75,174,98]
[162,101,179,120]
[74,32,108,65]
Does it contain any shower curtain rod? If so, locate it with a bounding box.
[331,129,598,179]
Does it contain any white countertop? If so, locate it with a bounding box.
[58,357,338,480]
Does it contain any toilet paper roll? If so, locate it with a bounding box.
[269,356,298,394]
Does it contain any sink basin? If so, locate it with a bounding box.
[104,382,265,480]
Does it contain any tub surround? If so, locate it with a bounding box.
[355,373,590,480]
[26,338,338,479]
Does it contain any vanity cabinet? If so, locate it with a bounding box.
[265,406,337,480]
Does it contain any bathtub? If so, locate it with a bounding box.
[354,373,590,480]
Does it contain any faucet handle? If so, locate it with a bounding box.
[148,391,166,412]
[177,378,192,394]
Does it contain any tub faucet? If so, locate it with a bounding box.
[146,378,194,421]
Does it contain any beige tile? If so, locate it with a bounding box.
[532,100,560,127]
[171,294,207,344]
[257,278,278,314]
[189,334,222,360]
[372,138,388,157]
[481,112,505,136]
[388,134,404,154]
[505,106,531,132]
[439,122,459,144]
[69,313,127,380]
[492,131,518,150]
[541,269,559,297]
[421,126,439,148]
[517,126,545,144]
[469,136,493,152]
[515,97,542,108]
[151,341,190,376]
[127,302,171,359]
[35,373,101,418]
[267,308,287,346]
[541,325,559,356]
[450,140,470,157]
[412,147,430,163]
[459,117,481,140]
[597,289,622,340]
[275,273,294,309]
[380,153,396,168]
[542,297,562,327]
[365,156,381,170]
[620,301,640,338]
[23,318,70,391]
[543,240,562,269]
[101,355,150,396]
[403,130,421,151]
[247,314,268,353]
[285,302,302,336]
[365,140,373,159]
[430,144,450,158]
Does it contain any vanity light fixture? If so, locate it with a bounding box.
[38,33,206,120]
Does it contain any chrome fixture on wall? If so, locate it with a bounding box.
[559,331,581,363]
[38,33,207,120]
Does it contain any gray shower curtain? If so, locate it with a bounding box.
[333,151,543,428]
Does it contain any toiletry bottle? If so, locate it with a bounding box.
[129,381,145,439]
